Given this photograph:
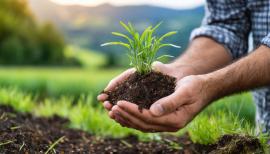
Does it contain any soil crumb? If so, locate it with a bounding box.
[104,71,176,111]
[209,134,264,154]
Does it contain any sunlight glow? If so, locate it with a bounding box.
[50,0,205,9]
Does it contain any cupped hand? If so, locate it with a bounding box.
[110,75,212,132]
[97,61,209,132]
[97,61,192,111]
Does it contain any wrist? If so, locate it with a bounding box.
[198,73,225,103]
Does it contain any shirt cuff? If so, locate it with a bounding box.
[190,25,248,59]
[261,33,270,48]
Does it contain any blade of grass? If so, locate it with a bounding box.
[19,142,25,151]
[10,125,21,130]
[0,140,15,146]
[45,136,65,154]
[120,140,133,148]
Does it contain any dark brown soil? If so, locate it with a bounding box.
[104,71,176,110]
[0,105,205,153]
[209,134,264,154]
[0,105,264,154]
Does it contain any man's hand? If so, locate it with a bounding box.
[109,75,212,132]
[97,61,195,111]
[97,61,210,132]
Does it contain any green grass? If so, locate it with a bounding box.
[45,136,65,154]
[102,21,180,74]
[0,87,153,139]
[187,93,269,152]
[0,67,123,98]
[0,87,268,151]
[188,93,255,142]
[65,45,107,68]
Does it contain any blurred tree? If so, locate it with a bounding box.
[0,0,69,65]
[38,23,65,65]
[0,36,24,64]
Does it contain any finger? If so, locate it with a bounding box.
[152,61,166,73]
[117,101,177,126]
[103,101,113,111]
[150,90,189,117]
[111,105,140,130]
[112,101,178,129]
[97,94,108,102]
[114,112,131,128]
[104,68,135,91]
[112,105,178,132]
[109,111,115,119]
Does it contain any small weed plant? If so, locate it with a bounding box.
[101,21,180,74]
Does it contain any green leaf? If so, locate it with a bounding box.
[134,32,140,42]
[101,42,130,49]
[120,21,132,34]
[158,31,177,42]
[157,55,174,60]
[159,43,181,49]
[112,32,133,44]
[140,26,151,42]
[152,22,163,32]
[128,22,136,35]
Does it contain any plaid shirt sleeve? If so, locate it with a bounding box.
[261,33,270,48]
[190,1,251,59]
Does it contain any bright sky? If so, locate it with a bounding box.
[51,0,205,9]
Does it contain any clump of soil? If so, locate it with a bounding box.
[209,134,263,154]
[104,71,176,110]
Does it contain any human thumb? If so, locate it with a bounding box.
[150,92,184,116]
[152,61,165,72]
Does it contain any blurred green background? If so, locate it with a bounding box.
[0,0,205,99]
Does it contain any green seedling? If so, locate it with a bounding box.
[45,136,65,154]
[10,125,21,130]
[19,142,25,151]
[0,140,15,146]
[163,139,183,150]
[101,21,180,74]
[120,140,133,148]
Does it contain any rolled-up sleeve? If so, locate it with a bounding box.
[261,33,270,48]
[190,1,251,59]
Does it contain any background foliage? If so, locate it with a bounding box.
[29,0,204,67]
[0,0,68,65]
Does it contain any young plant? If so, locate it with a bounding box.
[101,21,180,74]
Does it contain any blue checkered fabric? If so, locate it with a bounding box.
[190,0,270,132]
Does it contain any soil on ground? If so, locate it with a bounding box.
[0,105,264,154]
[104,71,176,110]
[210,134,263,154]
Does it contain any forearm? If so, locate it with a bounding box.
[204,45,270,101]
[171,37,233,75]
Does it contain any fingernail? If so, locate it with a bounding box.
[97,95,102,100]
[117,101,124,107]
[104,101,110,108]
[97,94,108,101]
[112,105,118,111]
[152,61,163,71]
[151,104,164,116]
[104,87,109,91]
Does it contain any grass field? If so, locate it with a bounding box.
[0,67,123,98]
